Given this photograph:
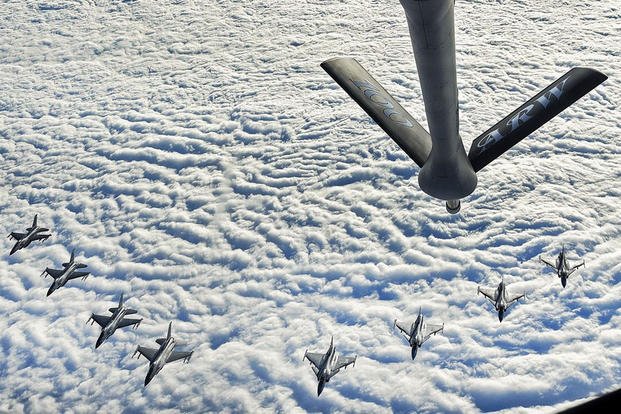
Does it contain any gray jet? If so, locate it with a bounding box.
[88,293,142,348]
[478,279,525,322]
[394,307,444,359]
[8,214,51,255]
[133,322,193,386]
[303,336,356,396]
[40,249,89,296]
[540,246,585,288]
[321,0,606,213]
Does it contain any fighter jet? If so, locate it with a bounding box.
[394,308,444,359]
[321,0,606,213]
[478,279,525,322]
[40,249,89,296]
[133,322,193,386]
[540,246,585,288]
[8,214,51,255]
[87,293,142,348]
[303,336,356,396]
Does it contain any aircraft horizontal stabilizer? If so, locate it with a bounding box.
[468,67,607,172]
[321,57,432,167]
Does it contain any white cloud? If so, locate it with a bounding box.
[0,0,619,412]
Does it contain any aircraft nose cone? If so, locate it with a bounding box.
[498,310,504,322]
[10,245,18,255]
[411,346,418,360]
[95,336,104,349]
[46,286,55,296]
[561,277,567,288]
[317,381,325,396]
[144,367,155,387]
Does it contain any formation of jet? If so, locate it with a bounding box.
[88,293,142,348]
[4,0,608,401]
[394,308,444,359]
[8,214,51,255]
[540,246,585,288]
[303,337,356,396]
[133,322,194,386]
[40,249,90,296]
[478,280,525,322]
[322,0,606,213]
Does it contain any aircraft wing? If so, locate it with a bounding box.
[570,261,585,271]
[89,314,111,328]
[9,232,27,241]
[166,350,193,364]
[117,318,142,329]
[32,233,50,242]
[424,324,444,341]
[394,320,411,337]
[135,346,158,362]
[68,271,89,281]
[507,293,525,307]
[540,256,556,269]
[334,355,356,371]
[478,286,496,303]
[304,352,324,369]
[44,268,64,279]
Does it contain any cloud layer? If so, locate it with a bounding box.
[0,0,619,413]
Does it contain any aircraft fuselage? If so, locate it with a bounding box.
[47,262,80,296]
[315,343,339,395]
[96,307,128,348]
[11,227,48,254]
[145,338,176,386]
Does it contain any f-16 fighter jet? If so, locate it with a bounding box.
[40,249,89,296]
[478,280,525,322]
[8,214,51,255]
[540,246,585,288]
[394,308,444,359]
[133,322,193,386]
[322,0,606,214]
[88,293,142,348]
[303,337,356,396]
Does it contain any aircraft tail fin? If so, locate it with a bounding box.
[167,321,172,339]
[321,57,432,168]
[468,67,607,172]
[63,249,75,267]
[119,293,124,306]
[32,214,38,228]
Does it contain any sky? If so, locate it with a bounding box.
[0,0,620,413]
